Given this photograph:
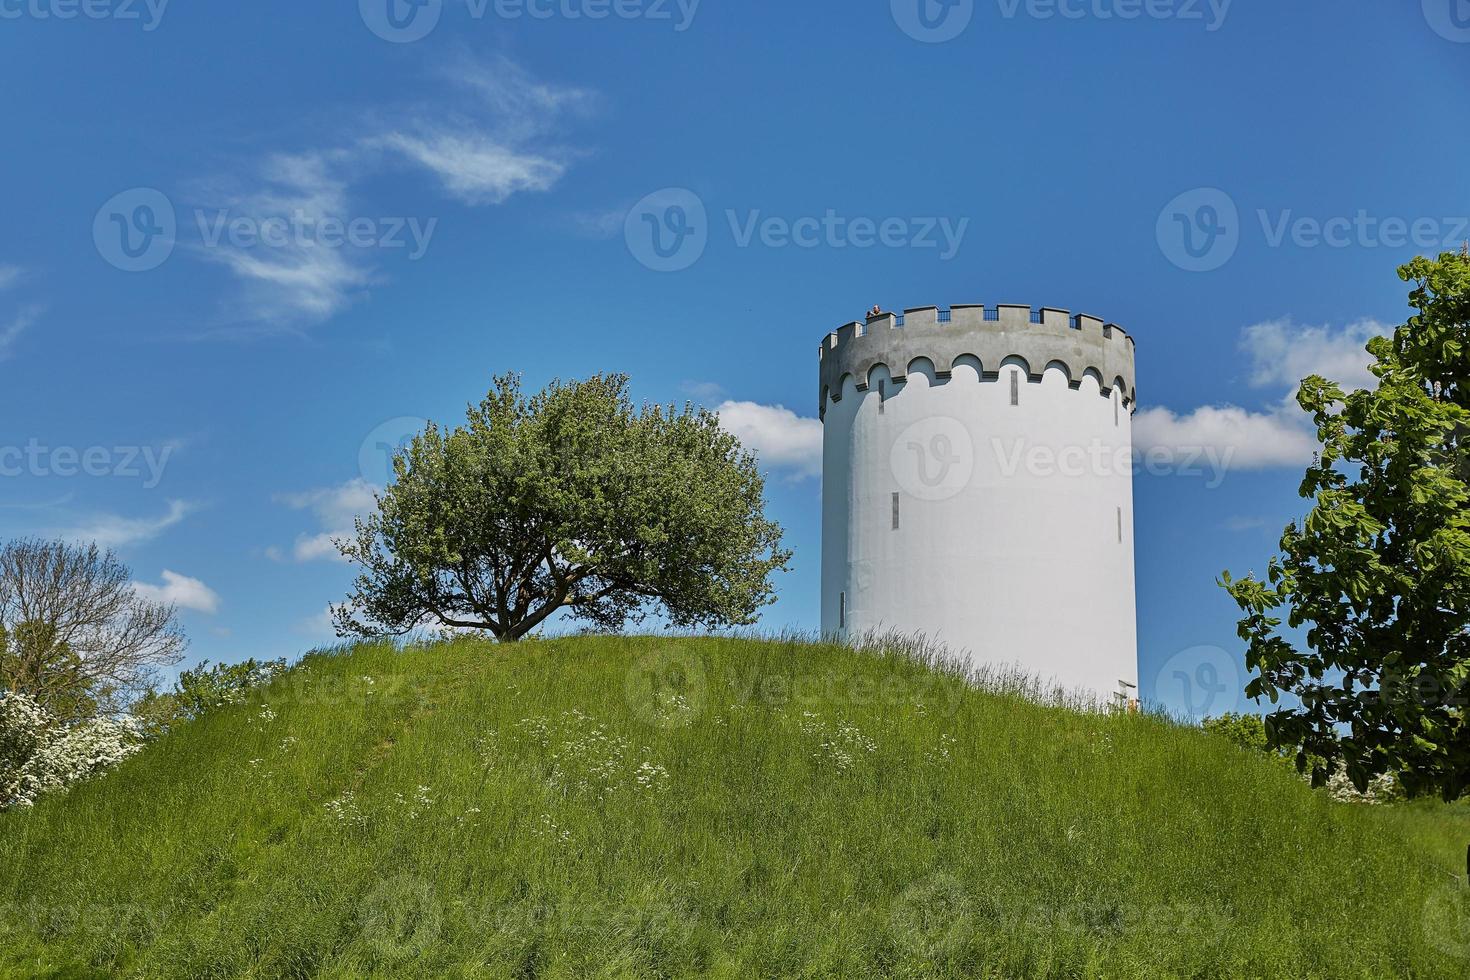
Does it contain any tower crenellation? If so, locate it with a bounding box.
[819,303,1136,418]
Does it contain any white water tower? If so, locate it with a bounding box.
[818,303,1139,703]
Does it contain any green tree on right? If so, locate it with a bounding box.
[1222,248,1470,801]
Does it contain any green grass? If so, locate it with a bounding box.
[2,635,1469,978]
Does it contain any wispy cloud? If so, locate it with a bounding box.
[133,569,221,614]
[1134,318,1389,471]
[196,151,369,328]
[0,303,43,363]
[681,380,727,402]
[0,266,40,362]
[273,478,378,563]
[47,500,195,549]
[193,56,592,331]
[296,605,339,640]
[716,400,824,480]
[376,132,566,205]
[566,207,627,240]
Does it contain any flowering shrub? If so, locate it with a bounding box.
[1,691,144,810]
[1323,765,1401,805]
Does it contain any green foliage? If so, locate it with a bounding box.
[334,373,791,642]
[0,636,1464,977]
[1223,250,1470,801]
[1202,712,1277,758]
[132,659,287,737]
[0,622,98,723]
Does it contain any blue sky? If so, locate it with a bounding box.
[2,0,1468,716]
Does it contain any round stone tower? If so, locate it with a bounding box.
[818,303,1139,704]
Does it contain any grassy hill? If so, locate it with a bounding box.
[2,635,1468,978]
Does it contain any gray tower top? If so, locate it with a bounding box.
[817,304,1137,418]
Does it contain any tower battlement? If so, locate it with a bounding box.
[817,304,1136,418]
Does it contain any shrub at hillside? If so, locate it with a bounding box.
[132,658,287,737]
[0,691,144,810]
[333,373,791,642]
[1203,713,1401,804]
[1224,249,1470,801]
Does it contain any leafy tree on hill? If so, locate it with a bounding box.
[333,373,791,643]
[1223,249,1470,801]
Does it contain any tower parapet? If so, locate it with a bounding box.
[818,303,1136,417]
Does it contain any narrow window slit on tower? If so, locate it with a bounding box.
[1115,394,1119,426]
[892,492,900,530]
[839,591,846,629]
[1117,506,1123,542]
[1010,370,1019,406]
[878,379,886,414]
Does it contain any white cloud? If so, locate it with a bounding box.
[567,207,627,240]
[0,303,42,363]
[1241,318,1386,392]
[450,55,595,123]
[49,500,194,549]
[274,478,377,563]
[377,132,565,206]
[681,380,727,402]
[290,531,345,563]
[1133,402,1318,469]
[133,570,221,614]
[371,57,589,206]
[194,57,590,329]
[198,151,369,326]
[296,606,338,640]
[1135,317,1390,472]
[716,400,823,480]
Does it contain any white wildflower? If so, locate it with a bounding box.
[325,790,367,827]
[634,761,670,791]
[533,812,573,845]
[800,714,877,773]
[926,733,957,765]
